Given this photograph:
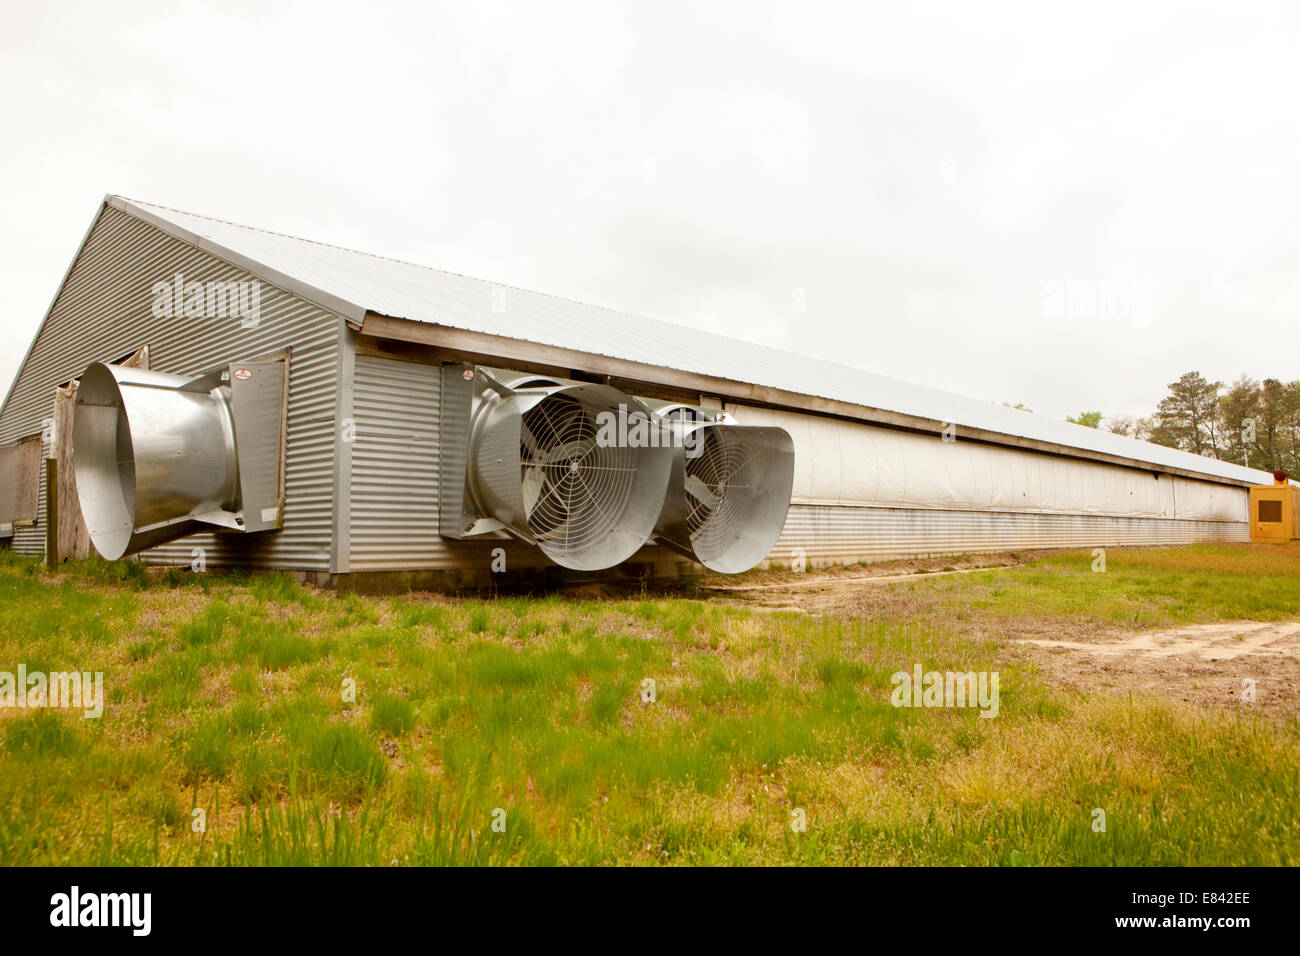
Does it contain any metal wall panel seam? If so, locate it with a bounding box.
[331,320,356,574]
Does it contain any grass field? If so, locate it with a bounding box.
[0,544,1297,866]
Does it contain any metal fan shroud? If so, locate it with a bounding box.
[466,376,673,570]
[648,405,795,574]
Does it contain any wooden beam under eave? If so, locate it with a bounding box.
[356,311,1256,489]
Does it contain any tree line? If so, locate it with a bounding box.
[1065,372,1300,473]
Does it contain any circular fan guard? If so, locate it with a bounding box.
[683,428,770,560]
[520,395,639,554]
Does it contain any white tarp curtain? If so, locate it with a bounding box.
[732,405,1247,522]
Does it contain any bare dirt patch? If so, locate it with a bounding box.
[1018,620,1300,721]
[696,555,1300,720]
[696,551,1037,613]
[1018,621,1300,662]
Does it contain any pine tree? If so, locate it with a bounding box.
[1150,372,1224,457]
[1218,376,1261,466]
[1067,411,1103,428]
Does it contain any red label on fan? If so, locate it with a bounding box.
[233,368,253,381]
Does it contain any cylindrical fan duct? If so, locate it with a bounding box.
[648,402,795,574]
[467,374,674,570]
[72,362,239,560]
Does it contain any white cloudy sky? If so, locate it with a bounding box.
[2,0,1297,420]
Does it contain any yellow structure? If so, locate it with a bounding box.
[1249,471,1300,542]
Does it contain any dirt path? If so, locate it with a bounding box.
[696,556,1300,719]
[1017,620,1300,719]
[1018,620,1300,662]
[696,552,1031,613]
[701,565,1009,593]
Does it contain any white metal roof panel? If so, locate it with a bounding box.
[109,195,1275,487]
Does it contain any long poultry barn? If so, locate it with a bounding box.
[0,196,1275,587]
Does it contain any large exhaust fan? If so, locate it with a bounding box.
[647,402,795,574]
[441,366,675,571]
[72,357,288,560]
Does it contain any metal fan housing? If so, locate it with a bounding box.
[463,372,674,570]
[648,402,795,573]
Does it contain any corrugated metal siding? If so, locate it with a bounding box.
[0,204,340,570]
[771,503,1249,567]
[342,353,1256,573]
[345,353,557,572]
[348,356,440,570]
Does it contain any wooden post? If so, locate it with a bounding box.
[45,457,58,568]
[53,382,90,560]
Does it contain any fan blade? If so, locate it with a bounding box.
[684,474,722,509]
[544,438,597,464]
[520,418,544,461]
[522,465,546,512]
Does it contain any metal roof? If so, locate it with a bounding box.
[108,195,1274,487]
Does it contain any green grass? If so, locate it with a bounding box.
[0,544,1296,865]
[910,543,1300,627]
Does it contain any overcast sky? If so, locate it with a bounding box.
[2,1,1297,421]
